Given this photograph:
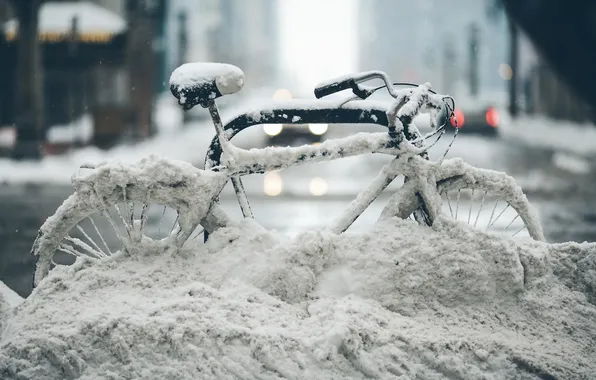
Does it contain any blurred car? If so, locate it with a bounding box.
[264,122,328,147]
[262,88,329,147]
[447,105,500,137]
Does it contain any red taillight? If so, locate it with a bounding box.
[485,107,499,127]
[450,109,465,128]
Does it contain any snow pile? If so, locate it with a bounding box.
[47,114,94,144]
[1,217,595,379]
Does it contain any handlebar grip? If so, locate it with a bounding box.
[314,76,357,98]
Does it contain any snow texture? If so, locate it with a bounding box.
[0,281,23,336]
[4,2,126,35]
[1,217,595,379]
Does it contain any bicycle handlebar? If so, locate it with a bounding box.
[314,76,358,99]
[314,70,401,99]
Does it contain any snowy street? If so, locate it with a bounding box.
[2,0,596,375]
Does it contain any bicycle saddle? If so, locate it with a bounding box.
[169,62,245,110]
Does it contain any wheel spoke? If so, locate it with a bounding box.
[488,203,510,229]
[65,236,104,259]
[128,201,135,229]
[505,214,520,231]
[467,188,475,224]
[444,191,454,218]
[122,186,134,227]
[486,200,499,231]
[512,225,526,237]
[114,204,132,238]
[169,213,180,236]
[93,185,130,251]
[75,224,106,257]
[58,243,84,258]
[139,202,150,236]
[157,205,167,235]
[88,216,112,255]
[455,189,461,220]
[473,191,487,228]
[102,208,128,249]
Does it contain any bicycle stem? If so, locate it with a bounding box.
[205,100,254,219]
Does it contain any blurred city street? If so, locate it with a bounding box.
[1,0,596,298]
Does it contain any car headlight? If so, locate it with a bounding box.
[309,177,327,196]
[308,123,328,135]
[264,171,283,196]
[264,124,283,136]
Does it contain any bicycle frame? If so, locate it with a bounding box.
[205,99,423,170]
[198,78,451,240]
[206,124,428,236]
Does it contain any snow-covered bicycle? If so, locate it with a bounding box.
[30,62,545,287]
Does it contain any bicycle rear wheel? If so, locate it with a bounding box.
[32,157,230,287]
[380,167,545,241]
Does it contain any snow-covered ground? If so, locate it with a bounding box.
[1,217,595,379]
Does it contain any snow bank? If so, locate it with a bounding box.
[1,217,595,379]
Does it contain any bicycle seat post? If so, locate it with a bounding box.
[202,99,230,154]
[201,98,254,222]
[169,62,254,220]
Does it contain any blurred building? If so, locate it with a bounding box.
[526,59,594,124]
[358,0,508,97]
[210,0,279,87]
[0,1,129,152]
[0,0,168,154]
[168,0,279,89]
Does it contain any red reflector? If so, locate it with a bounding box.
[450,109,465,128]
[485,107,499,127]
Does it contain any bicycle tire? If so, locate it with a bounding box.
[32,157,231,287]
[379,164,545,241]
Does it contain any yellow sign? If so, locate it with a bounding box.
[5,30,116,44]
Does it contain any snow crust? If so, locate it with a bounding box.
[4,2,126,35]
[2,217,595,379]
